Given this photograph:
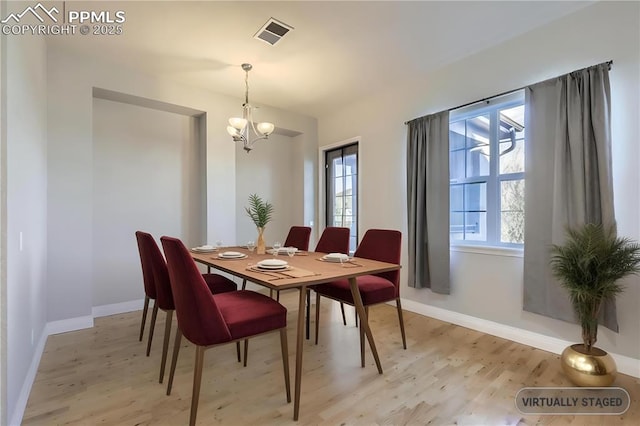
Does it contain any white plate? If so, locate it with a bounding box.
[219,251,245,258]
[256,265,289,271]
[257,259,288,268]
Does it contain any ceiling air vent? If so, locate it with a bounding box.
[254,18,293,46]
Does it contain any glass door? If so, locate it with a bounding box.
[325,143,358,253]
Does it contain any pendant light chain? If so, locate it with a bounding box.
[244,68,250,106]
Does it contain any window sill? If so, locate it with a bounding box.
[450,244,523,258]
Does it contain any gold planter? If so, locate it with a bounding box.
[561,344,617,387]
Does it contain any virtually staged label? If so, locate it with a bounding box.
[515,387,630,415]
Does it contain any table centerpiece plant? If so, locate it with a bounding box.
[550,223,640,386]
[245,193,274,254]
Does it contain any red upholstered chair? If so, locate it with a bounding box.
[314,227,350,255]
[135,231,237,383]
[136,233,158,345]
[275,226,312,301]
[312,227,351,333]
[284,226,312,252]
[313,229,406,363]
[161,236,290,426]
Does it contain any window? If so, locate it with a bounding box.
[325,143,358,253]
[449,91,525,247]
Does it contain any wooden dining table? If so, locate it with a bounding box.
[191,247,401,421]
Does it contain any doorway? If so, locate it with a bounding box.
[324,143,358,253]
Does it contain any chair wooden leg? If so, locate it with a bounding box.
[159,310,173,383]
[314,292,321,345]
[305,289,311,340]
[236,341,241,363]
[166,328,182,395]
[276,290,280,302]
[280,328,291,403]
[396,298,407,349]
[355,309,358,327]
[340,303,347,326]
[243,339,249,367]
[139,296,149,341]
[189,346,205,426]
[241,279,247,290]
[146,302,159,356]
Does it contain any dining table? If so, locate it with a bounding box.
[190,246,401,421]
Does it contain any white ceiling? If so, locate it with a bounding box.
[48,0,593,117]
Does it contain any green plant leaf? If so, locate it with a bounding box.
[245,193,274,228]
[550,223,640,351]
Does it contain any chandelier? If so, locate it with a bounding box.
[226,63,275,152]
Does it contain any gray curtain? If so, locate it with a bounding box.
[406,112,450,294]
[523,63,617,331]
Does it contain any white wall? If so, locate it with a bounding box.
[318,1,640,360]
[234,131,319,247]
[46,45,318,321]
[235,133,295,247]
[92,98,202,306]
[295,128,320,246]
[0,2,6,421]
[4,33,48,425]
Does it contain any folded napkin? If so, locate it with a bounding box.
[315,258,362,267]
[247,266,318,278]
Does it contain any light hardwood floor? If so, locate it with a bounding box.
[23,291,639,425]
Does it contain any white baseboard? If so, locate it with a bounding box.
[8,327,49,426]
[613,352,640,378]
[92,298,144,318]
[46,299,145,336]
[45,315,94,336]
[400,298,640,378]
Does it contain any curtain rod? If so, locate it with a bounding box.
[404,60,613,125]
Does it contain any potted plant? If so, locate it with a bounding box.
[550,223,640,386]
[245,193,274,254]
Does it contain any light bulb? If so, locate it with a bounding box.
[257,122,275,136]
[227,126,239,137]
